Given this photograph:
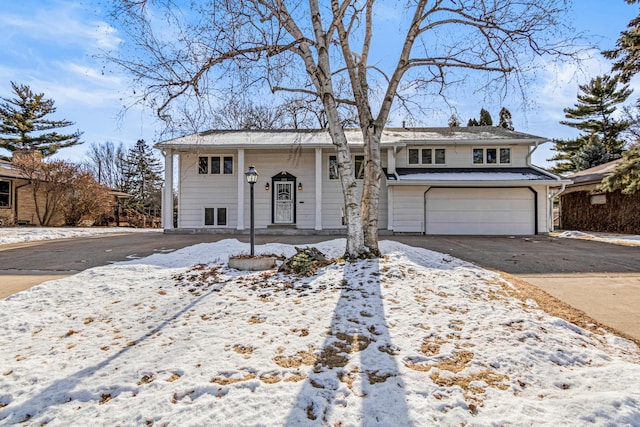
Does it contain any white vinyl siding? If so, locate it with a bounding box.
[396,145,528,168]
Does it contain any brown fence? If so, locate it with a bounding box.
[560,190,640,234]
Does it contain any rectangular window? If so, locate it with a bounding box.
[473,148,484,164]
[211,157,221,174]
[408,149,419,165]
[329,156,339,180]
[355,155,365,179]
[198,157,208,174]
[500,148,511,164]
[0,180,10,208]
[223,156,233,174]
[217,208,227,225]
[486,148,497,164]
[421,149,432,164]
[435,149,446,164]
[204,207,227,226]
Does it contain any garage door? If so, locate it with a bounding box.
[425,188,535,235]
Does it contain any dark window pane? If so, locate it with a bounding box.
[329,156,339,180]
[204,208,215,225]
[473,148,484,164]
[500,148,511,163]
[408,149,419,164]
[355,155,365,179]
[211,157,221,174]
[435,149,446,164]
[198,157,208,174]
[421,149,432,164]
[223,156,233,174]
[0,180,9,207]
[217,208,227,226]
[487,148,497,164]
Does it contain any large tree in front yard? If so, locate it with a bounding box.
[107,0,577,258]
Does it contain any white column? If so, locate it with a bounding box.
[315,147,323,230]
[387,186,394,231]
[387,148,396,175]
[237,148,245,230]
[162,149,174,230]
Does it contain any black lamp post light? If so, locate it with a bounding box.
[244,165,258,256]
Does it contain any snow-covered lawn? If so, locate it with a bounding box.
[0,227,161,245]
[1,239,639,426]
[555,230,640,247]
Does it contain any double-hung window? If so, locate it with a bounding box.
[198,156,234,175]
[408,148,446,165]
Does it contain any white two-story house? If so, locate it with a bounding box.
[155,127,569,235]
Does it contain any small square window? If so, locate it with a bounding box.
[408,149,419,165]
[329,156,339,180]
[435,149,446,164]
[198,157,208,174]
[217,208,227,225]
[473,148,484,164]
[421,149,432,164]
[223,156,233,174]
[355,155,365,179]
[486,148,497,164]
[211,157,221,174]
[204,207,215,225]
[500,148,511,164]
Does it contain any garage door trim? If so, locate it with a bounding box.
[423,186,538,235]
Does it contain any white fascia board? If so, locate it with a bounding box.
[386,179,567,187]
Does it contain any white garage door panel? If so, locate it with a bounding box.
[426,188,534,235]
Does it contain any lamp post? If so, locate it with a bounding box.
[245,165,259,256]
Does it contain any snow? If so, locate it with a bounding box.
[556,231,640,247]
[0,227,161,245]
[396,172,546,181]
[1,238,639,426]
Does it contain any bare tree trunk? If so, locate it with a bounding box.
[362,126,382,255]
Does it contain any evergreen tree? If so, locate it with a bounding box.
[479,108,493,126]
[573,135,612,171]
[121,139,162,211]
[549,74,632,173]
[600,143,640,194]
[603,0,640,83]
[498,107,514,130]
[0,82,82,157]
[467,118,479,127]
[448,114,461,127]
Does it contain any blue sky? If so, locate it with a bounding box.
[0,0,638,167]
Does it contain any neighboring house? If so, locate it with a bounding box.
[0,159,64,226]
[560,159,640,234]
[155,127,569,236]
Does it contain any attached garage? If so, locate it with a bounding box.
[424,187,536,235]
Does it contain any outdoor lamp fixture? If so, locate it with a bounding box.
[264,182,270,191]
[297,182,303,191]
[245,165,259,256]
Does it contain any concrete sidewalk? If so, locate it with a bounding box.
[0,272,74,299]
[518,273,640,341]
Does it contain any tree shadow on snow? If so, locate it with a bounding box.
[285,259,414,426]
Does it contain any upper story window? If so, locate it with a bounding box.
[473,148,511,165]
[408,148,446,165]
[329,155,365,179]
[198,156,234,175]
[0,180,10,208]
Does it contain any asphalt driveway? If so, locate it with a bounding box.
[1,232,639,340]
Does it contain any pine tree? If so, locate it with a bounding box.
[600,143,640,194]
[0,82,82,157]
[479,108,493,126]
[573,135,612,171]
[448,114,461,127]
[498,107,514,130]
[603,0,640,83]
[121,139,162,211]
[467,118,479,127]
[549,74,632,173]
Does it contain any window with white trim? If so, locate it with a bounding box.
[472,147,511,164]
[408,148,446,165]
[204,207,227,226]
[0,180,10,208]
[329,155,365,179]
[354,155,365,179]
[198,156,234,175]
[329,155,339,180]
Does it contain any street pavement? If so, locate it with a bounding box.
[1,232,639,341]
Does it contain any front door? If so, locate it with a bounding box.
[274,181,294,223]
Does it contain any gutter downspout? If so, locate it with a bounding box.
[548,183,567,232]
